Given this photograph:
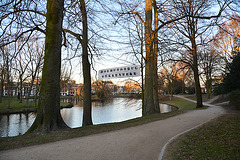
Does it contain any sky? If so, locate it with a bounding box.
[2,0,239,86]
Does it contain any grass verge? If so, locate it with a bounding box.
[164,113,240,160]
[0,110,186,151]
[0,97,196,151]
[185,94,219,103]
[0,97,72,114]
[164,97,197,110]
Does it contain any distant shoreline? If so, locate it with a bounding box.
[0,103,73,115]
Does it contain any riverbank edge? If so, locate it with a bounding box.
[0,110,188,151]
[0,95,158,115]
[0,103,73,115]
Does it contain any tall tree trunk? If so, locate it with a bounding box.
[143,0,155,115]
[80,0,93,126]
[181,79,185,94]
[0,49,6,103]
[141,38,144,113]
[28,0,67,133]
[0,70,3,103]
[192,40,203,108]
[153,0,160,113]
[19,75,23,103]
[206,66,210,99]
[0,83,2,103]
[35,73,40,107]
[207,64,212,99]
[6,56,11,109]
[26,80,34,108]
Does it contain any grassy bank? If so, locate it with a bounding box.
[0,97,197,151]
[164,97,197,110]
[185,94,218,103]
[0,97,72,114]
[164,112,240,160]
[0,110,186,151]
[0,97,36,114]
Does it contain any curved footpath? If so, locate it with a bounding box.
[0,96,226,160]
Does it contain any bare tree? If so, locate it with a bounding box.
[198,41,223,99]
[168,0,231,108]
[81,0,93,126]
[12,38,32,103]
[25,39,44,108]
[62,0,95,126]
[214,14,240,63]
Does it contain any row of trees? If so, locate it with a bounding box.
[116,0,236,112]
[0,38,44,107]
[158,14,240,99]
[0,0,239,133]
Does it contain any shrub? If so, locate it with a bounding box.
[229,89,240,110]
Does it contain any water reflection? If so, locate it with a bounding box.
[0,113,35,137]
[61,98,142,128]
[0,98,177,137]
[160,103,178,113]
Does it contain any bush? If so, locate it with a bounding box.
[229,89,240,110]
[214,54,240,95]
[213,83,227,95]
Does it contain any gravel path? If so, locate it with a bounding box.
[0,97,225,160]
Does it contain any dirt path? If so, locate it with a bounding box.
[0,98,225,160]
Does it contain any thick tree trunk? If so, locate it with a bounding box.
[80,0,93,126]
[28,0,67,133]
[143,0,159,115]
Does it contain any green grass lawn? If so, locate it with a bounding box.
[163,97,197,110]
[0,96,210,151]
[1,96,235,158]
[165,113,240,160]
[185,94,217,103]
[0,97,71,113]
[0,97,36,113]
[0,110,185,151]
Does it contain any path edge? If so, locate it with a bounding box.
[158,110,225,160]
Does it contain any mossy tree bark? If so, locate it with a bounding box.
[28,0,68,133]
[143,0,160,115]
[80,0,93,126]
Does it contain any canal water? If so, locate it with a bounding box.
[0,98,178,137]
